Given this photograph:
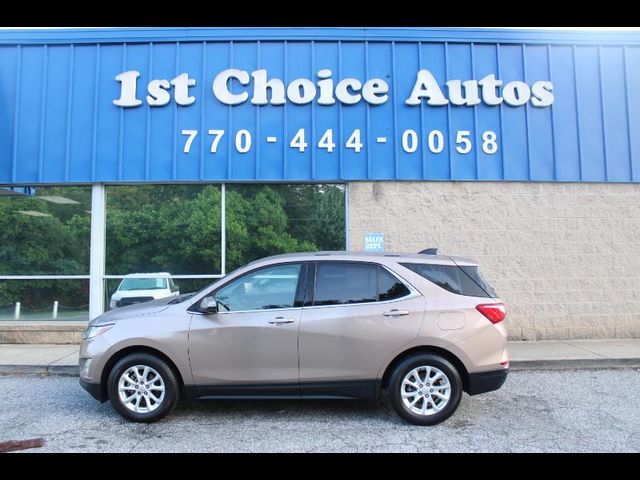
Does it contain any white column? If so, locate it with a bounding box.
[89,184,106,320]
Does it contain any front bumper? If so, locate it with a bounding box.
[79,378,107,402]
[466,368,508,395]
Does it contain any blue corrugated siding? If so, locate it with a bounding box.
[0,28,639,184]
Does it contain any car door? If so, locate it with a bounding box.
[298,261,425,398]
[188,262,306,397]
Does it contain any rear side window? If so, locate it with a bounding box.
[313,263,412,306]
[459,266,497,298]
[378,266,411,301]
[401,263,496,298]
[314,263,377,305]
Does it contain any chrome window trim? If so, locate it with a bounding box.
[300,290,421,311]
[190,305,303,316]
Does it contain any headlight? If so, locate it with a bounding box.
[82,323,114,340]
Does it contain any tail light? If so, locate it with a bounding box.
[476,303,506,324]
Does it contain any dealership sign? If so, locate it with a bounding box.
[1,28,638,184]
[111,69,554,161]
[113,69,554,108]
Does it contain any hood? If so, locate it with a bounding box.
[91,297,175,325]
[111,288,170,300]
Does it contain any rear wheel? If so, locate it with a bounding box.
[107,353,179,423]
[387,353,462,426]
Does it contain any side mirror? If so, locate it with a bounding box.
[198,297,218,315]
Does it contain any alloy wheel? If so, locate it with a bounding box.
[117,365,166,413]
[400,366,451,416]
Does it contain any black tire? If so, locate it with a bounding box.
[107,353,179,423]
[387,353,463,426]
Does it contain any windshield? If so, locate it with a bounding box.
[119,278,168,291]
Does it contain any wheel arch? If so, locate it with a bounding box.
[379,345,471,395]
[99,345,185,402]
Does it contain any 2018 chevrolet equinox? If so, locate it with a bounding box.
[79,251,509,426]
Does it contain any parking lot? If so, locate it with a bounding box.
[1,368,638,452]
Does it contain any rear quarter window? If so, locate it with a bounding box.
[401,263,496,298]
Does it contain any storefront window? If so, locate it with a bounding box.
[225,184,345,270]
[105,185,223,275]
[0,186,91,275]
[102,183,345,312]
[0,280,89,321]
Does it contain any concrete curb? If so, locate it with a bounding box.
[509,358,640,371]
[1,358,640,377]
[0,365,78,376]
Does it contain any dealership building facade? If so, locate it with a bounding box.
[0,27,639,343]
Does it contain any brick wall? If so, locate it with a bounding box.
[348,182,640,341]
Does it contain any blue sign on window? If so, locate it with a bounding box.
[364,233,384,252]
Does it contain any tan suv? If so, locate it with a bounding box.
[79,251,509,426]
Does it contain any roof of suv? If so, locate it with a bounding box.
[257,251,478,266]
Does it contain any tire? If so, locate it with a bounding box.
[387,353,463,426]
[107,353,179,423]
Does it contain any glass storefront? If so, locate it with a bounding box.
[102,183,345,311]
[0,186,91,275]
[0,183,346,320]
[0,187,91,321]
[225,184,345,270]
[106,185,223,276]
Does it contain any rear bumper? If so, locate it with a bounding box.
[467,368,508,395]
[79,378,107,402]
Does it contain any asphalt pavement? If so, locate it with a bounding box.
[1,368,638,452]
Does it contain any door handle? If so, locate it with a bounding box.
[268,317,295,325]
[383,309,410,317]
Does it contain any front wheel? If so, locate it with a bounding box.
[387,353,463,426]
[107,353,179,423]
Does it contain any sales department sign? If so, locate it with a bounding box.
[113,69,554,108]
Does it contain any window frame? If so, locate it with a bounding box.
[305,260,418,309]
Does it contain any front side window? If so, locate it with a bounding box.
[212,263,302,312]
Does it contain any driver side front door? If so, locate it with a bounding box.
[188,262,306,397]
